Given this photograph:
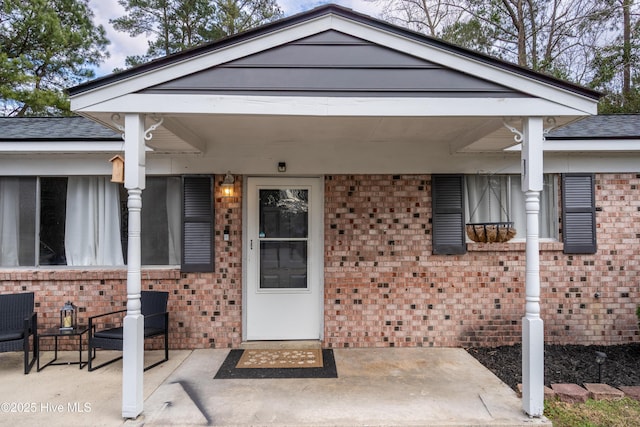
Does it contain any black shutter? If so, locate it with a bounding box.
[432,174,466,255]
[182,175,214,272]
[562,174,597,254]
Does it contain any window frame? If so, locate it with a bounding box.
[0,175,192,269]
[464,174,559,243]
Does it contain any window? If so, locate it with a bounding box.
[465,175,558,240]
[119,177,182,265]
[0,177,37,266]
[432,174,562,255]
[0,176,182,267]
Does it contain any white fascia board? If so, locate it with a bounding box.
[0,141,158,154]
[76,94,589,117]
[0,141,125,153]
[71,14,597,115]
[505,139,640,152]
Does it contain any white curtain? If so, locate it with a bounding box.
[0,178,20,266]
[65,177,124,266]
[166,177,181,264]
[465,175,555,239]
[466,176,510,224]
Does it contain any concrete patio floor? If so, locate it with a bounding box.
[0,347,550,427]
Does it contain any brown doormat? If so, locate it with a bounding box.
[214,349,337,379]
[237,349,323,369]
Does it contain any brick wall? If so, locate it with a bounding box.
[324,173,640,348]
[0,174,244,351]
[1,173,638,350]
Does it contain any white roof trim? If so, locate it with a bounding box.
[0,141,155,153]
[71,14,597,116]
[75,94,590,117]
[506,139,640,152]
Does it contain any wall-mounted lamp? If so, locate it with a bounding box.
[221,171,235,198]
[278,162,286,173]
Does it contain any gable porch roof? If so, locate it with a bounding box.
[68,4,600,158]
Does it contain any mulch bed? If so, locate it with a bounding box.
[467,343,640,391]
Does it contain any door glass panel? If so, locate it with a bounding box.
[260,241,307,289]
[259,189,308,289]
[259,189,308,238]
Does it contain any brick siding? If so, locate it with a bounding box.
[1,173,638,350]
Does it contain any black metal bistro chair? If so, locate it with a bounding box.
[0,292,38,374]
[88,291,169,371]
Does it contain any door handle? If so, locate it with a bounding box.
[250,239,253,250]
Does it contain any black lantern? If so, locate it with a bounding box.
[60,301,77,331]
[595,351,607,383]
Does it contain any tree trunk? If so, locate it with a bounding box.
[517,0,527,67]
[622,0,631,97]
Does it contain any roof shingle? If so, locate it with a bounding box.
[0,116,120,141]
[548,114,640,139]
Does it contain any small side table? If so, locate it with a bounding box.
[37,326,89,371]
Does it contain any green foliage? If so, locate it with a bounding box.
[598,90,640,113]
[0,0,109,116]
[440,19,497,56]
[589,0,640,113]
[112,0,283,66]
[378,0,639,113]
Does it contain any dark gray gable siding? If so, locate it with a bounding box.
[142,31,529,98]
[69,5,600,100]
[562,174,597,254]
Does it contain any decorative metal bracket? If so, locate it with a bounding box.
[144,115,164,141]
[543,117,557,137]
[503,117,557,142]
[111,113,125,140]
[110,113,164,141]
[502,119,523,143]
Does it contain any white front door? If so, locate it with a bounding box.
[245,177,323,340]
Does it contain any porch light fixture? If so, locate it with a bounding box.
[595,351,607,383]
[60,300,77,331]
[278,162,286,173]
[221,171,235,198]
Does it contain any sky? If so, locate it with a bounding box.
[88,0,384,77]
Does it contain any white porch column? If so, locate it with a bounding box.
[122,113,146,419]
[521,117,544,417]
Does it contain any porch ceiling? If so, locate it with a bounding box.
[84,112,576,155]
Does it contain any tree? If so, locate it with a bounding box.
[373,0,462,37]
[372,0,613,83]
[211,0,283,38]
[589,0,640,112]
[112,0,283,67]
[0,0,109,116]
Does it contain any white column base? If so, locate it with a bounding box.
[522,316,544,417]
[122,313,144,419]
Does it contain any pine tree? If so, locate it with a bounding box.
[0,0,109,116]
[111,0,283,67]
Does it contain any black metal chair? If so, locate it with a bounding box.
[88,291,169,371]
[0,292,38,374]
